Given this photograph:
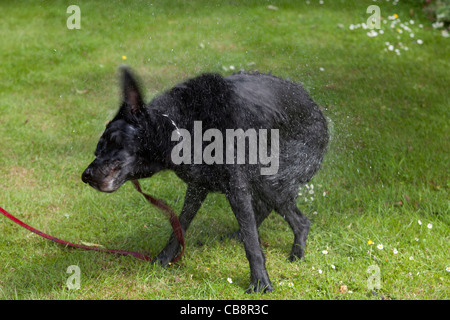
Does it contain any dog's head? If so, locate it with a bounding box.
[82,67,163,193]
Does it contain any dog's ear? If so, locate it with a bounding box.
[120,66,144,114]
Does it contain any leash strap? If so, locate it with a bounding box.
[0,180,185,263]
[131,180,185,263]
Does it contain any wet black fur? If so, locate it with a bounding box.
[82,67,329,293]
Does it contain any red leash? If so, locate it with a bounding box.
[131,180,185,263]
[0,180,185,263]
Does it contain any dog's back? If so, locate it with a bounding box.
[156,71,329,204]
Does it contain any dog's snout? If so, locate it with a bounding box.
[82,167,93,183]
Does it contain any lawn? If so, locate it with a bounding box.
[0,0,448,300]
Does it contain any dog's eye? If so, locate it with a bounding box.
[110,132,123,145]
[94,138,107,157]
[94,145,101,157]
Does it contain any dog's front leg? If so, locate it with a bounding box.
[227,171,273,294]
[156,184,207,266]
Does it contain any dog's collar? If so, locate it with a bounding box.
[159,112,181,138]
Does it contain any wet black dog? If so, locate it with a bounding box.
[82,66,329,293]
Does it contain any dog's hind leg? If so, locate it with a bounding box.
[224,199,272,242]
[227,170,273,293]
[156,184,208,266]
[276,202,311,262]
[253,198,272,228]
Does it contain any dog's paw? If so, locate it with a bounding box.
[154,252,173,267]
[245,280,273,294]
[288,245,305,262]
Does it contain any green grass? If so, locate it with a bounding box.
[0,0,448,300]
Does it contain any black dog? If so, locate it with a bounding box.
[82,66,328,293]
